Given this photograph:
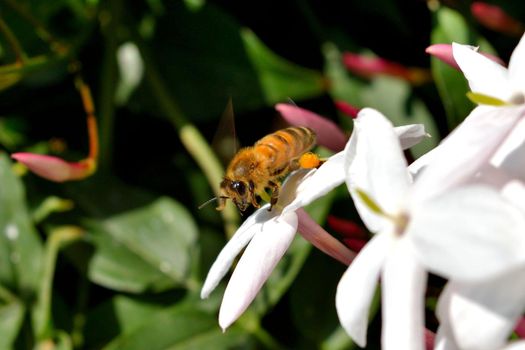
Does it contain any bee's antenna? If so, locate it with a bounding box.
[286,97,298,106]
[198,197,217,210]
[198,196,229,210]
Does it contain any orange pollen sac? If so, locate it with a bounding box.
[299,152,322,169]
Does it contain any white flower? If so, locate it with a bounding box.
[200,160,354,331]
[435,269,525,350]
[335,108,525,350]
[201,121,429,331]
[433,118,525,350]
[452,33,525,104]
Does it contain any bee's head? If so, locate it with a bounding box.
[219,178,249,212]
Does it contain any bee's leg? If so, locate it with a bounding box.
[249,181,260,208]
[215,196,226,211]
[268,181,280,211]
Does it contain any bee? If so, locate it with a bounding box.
[216,126,317,212]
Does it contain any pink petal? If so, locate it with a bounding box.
[515,317,525,338]
[426,44,505,70]
[343,52,431,85]
[11,153,93,182]
[426,44,461,70]
[296,209,356,265]
[425,329,436,350]
[334,100,360,119]
[471,2,524,36]
[275,103,347,152]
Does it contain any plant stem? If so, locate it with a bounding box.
[130,23,239,236]
[33,226,84,340]
[0,15,26,63]
[97,0,119,172]
[0,283,17,303]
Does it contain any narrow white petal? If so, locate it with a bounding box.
[438,269,525,350]
[200,205,274,299]
[435,288,461,350]
[492,118,525,181]
[410,186,525,281]
[501,180,525,213]
[394,124,429,150]
[508,33,525,96]
[381,240,426,350]
[351,108,410,211]
[345,109,410,233]
[218,211,297,330]
[452,42,513,101]
[411,105,525,202]
[283,152,345,214]
[336,234,391,347]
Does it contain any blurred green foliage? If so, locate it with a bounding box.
[0,0,523,349]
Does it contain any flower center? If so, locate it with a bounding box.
[393,212,410,237]
[510,92,525,105]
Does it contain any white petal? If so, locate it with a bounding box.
[501,180,525,213]
[411,105,525,202]
[394,124,429,150]
[345,108,410,232]
[438,269,525,350]
[492,118,525,181]
[434,324,460,350]
[200,204,274,299]
[218,211,297,330]
[336,234,391,347]
[381,240,426,350]
[452,42,513,101]
[435,288,462,350]
[410,186,525,281]
[508,33,525,96]
[503,341,525,350]
[283,152,345,214]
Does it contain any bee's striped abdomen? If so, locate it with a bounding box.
[254,127,316,169]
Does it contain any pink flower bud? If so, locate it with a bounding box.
[515,316,525,338]
[471,2,524,36]
[334,100,360,119]
[425,43,505,70]
[342,52,431,85]
[327,215,367,239]
[275,103,347,152]
[11,153,95,182]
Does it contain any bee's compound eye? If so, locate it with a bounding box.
[231,181,246,195]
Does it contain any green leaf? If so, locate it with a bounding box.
[241,29,327,105]
[290,250,348,346]
[78,197,198,293]
[0,153,43,298]
[102,303,254,350]
[84,294,177,348]
[430,7,474,128]
[0,299,25,349]
[323,42,367,104]
[135,1,325,121]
